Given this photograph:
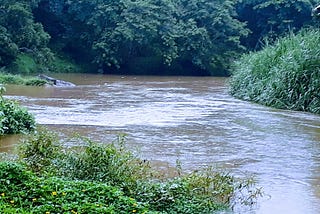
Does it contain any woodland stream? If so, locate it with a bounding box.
[1,73,320,214]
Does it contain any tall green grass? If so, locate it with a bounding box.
[230,29,320,114]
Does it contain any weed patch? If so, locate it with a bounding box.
[0,162,148,213]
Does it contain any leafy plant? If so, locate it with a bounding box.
[54,134,153,194]
[18,127,61,173]
[24,78,48,86]
[16,128,261,213]
[0,95,35,135]
[0,162,149,214]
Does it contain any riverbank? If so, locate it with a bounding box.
[230,29,320,114]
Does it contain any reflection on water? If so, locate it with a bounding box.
[1,73,320,213]
[0,135,21,153]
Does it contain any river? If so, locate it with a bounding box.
[1,73,320,213]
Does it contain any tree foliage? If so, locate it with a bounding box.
[0,0,51,70]
[35,0,248,75]
[0,26,18,66]
[0,0,318,75]
[236,0,318,49]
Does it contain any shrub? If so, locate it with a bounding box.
[230,29,320,114]
[0,162,33,188]
[0,93,36,135]
[10,54,38,75]
[133,167,261,213]
[0,162,149,214]
[133,174,229,213]
[24,78,48,86]
[18,127,61,173]
[16,128,261,213]
[47,134,152,192]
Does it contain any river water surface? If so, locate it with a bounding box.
[1,74,320,213]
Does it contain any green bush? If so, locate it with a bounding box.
[16,128,261,213]
[48,54,84,73]
[18,127,61,173]
[134,167,260,213]
[0,92,36,135]
[134,173,230,213]
[0,26,18,66]
[0,162,149,214]
[10,54,38,75]
[37,133,153,191]
[24,78,48,86]
[230,29,320,114]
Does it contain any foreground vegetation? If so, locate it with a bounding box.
[230,29,320,114]
[0,162,148,213]
[0,127,261,213]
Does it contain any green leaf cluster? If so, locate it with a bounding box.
[0,93,36,135]
[0,0,50,69]
[36,0,249,75]
[0,162,148,214]
[12,127,261,213]
[236,0,318,49]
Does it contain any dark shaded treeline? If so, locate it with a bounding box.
[0,0,318,76]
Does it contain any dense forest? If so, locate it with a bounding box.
[0,0,319,76]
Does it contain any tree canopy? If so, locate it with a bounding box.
[236,0,318,49]
[0,0,319,76]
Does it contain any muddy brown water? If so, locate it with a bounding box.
[1,73,320,213]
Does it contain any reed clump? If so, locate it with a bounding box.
[230,29,320,114]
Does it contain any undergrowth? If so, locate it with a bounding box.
[0,127,263,213]
[0,162,148,214]
[230,28,320,114]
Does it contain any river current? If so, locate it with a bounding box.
[1,74,320,213]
